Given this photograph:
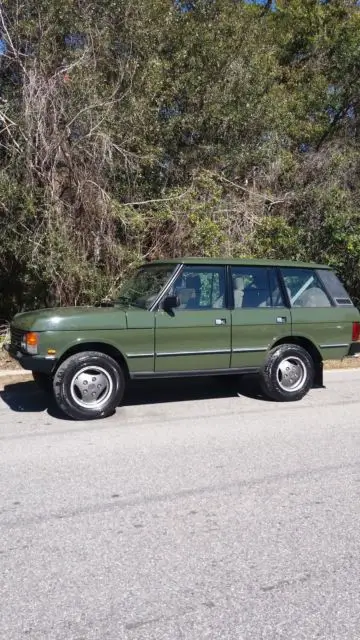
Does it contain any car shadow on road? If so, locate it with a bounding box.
[0,375,266,420]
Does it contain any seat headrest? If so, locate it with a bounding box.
[177,288,195,304]
[234,276,245,290]
[186,275,201,290]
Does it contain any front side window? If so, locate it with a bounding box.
[230,266,284,308]
[280,268,332,308]
[170,266,226,310]
[117,264,175,309]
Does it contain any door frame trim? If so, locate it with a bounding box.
[232,347,267,353]
[127,353,154,359]
[319,343,349,349]
[149,263,183,312]
[130,367,259,380]
[156,349,231,357]
[275,267,292,308]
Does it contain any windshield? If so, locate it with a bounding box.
[116,264,176,310]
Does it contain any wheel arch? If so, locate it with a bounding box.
[55,342,130,379]
[272,335,323,387]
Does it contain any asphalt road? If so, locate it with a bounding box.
[1,369,360,640]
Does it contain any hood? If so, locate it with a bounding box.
[12,305,130,332]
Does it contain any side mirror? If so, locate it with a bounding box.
[162,295,180,312]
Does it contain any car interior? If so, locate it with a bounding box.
[172,268,332,310]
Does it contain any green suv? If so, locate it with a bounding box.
[5,258,360,420]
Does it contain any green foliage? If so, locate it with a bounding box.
[1,0,360,318]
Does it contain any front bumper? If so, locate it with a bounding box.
[3,343,56,374]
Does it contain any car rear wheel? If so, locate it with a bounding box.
[260,344,314,402]
[53,351,125,420]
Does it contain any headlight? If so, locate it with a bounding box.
[21,332,39,355]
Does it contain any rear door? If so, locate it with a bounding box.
[279,267,354,360]
[230,265,291,369]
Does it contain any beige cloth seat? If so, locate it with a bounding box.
[212,275,245,308]
[233,276,245,308]
[258,286,291,307]
[177,287,196,309]
[296,287,331,307]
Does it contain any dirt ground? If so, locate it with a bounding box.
[0,373,32,389]
[323,357,360,369]
[0,355,21,370]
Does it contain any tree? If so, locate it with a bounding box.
[1,0,360,317]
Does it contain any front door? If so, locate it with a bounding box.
[155,265,231,372]
[230,265,292,368]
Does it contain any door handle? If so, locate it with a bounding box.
[215,318,227,325]
[276,316,287,324]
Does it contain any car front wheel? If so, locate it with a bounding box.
[53,351,125,420]
[260,344,315,402]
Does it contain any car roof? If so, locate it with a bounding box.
[143,257,331,270]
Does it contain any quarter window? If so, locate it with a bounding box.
[317,270,353,306]
[230,267,284,308]
[280,268,332,307]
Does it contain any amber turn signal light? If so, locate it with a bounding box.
[26,332,39,347]
[22,332,39,355]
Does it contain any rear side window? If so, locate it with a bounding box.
[280,268,332,308]
[230,267,285,308]
[317,270,353,306]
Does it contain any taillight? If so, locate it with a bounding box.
[352,322,360,342]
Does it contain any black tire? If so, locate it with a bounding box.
[260,343,314,402]
[53,351,125,420]
[33,372,53,395]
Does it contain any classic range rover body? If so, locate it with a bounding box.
[5,258,360,420]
